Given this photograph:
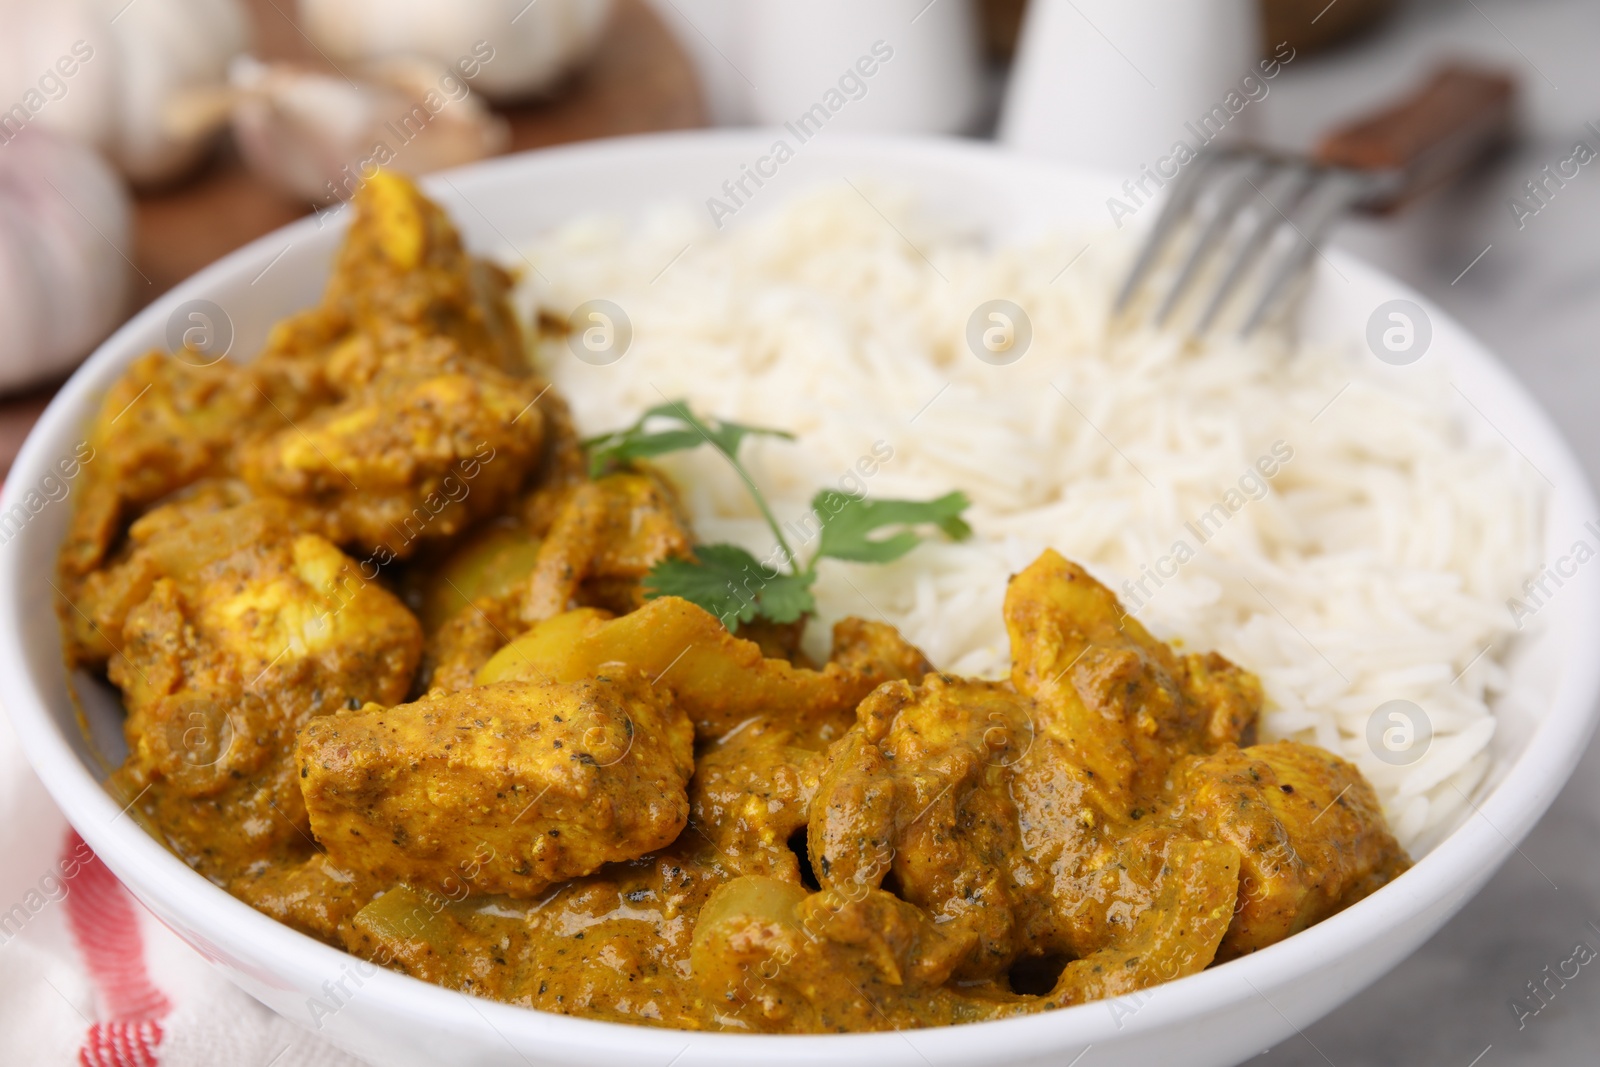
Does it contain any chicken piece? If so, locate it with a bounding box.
[238,337,546,559]
[689,719,824,880]
[477,597,930,741]
[109,685,315,880]
[996,553,1260,964]
[1172,741,1410,960]
[1029,831,1239,1006]
[233,174,547,561]
[67,480,247,667]
[345,840,732,1028]
[829,616,936,687]
[297,677,696,898]
[101,499,417,715]
[809,676,1037,977]
[256,170,525,378]
[692,830,1239,1032]
[422,592,529,695]
[690,875,997,1032]
[67,481,332,666]
[65,173,535,581]
[58,355,307,581]
[808,660,1243,988]
[101,497,421,880]
[691,842,1239,1031]
[1005,549,1260,802]
[231,853,383,945]
[1002,810,1242,987]
[520,471,696,621]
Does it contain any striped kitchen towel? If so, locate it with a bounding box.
[0,708,369,1067]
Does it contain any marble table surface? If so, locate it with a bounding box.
[1249,0,1600,1063]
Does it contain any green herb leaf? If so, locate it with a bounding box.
[583,401,795,479]
[643,544,816,632]
[585,399,801,574]
[810,490,974,565]
[597,402,971,636]
[753,570,819,625]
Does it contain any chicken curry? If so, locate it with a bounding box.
[58,173,1408,1033]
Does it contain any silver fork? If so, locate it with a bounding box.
[1115,64,1516,339]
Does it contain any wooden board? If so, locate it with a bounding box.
[0,0,704,475]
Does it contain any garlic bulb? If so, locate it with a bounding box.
[192,55,510,205]
[0,128,131,391]
[0,0,248,185]
[298,0,614,103]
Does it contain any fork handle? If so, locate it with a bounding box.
[1313,64,1517,212]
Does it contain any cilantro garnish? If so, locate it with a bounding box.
[811,490,972,564]
[585,400,800,568]
[588,400,972,631]
[645,546,816,627]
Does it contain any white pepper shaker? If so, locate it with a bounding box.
[740,0,986,136]
[999,0,1263,170]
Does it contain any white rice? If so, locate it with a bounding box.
[516,186,1542,852]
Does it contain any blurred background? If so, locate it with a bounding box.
[0,1,1596,1062]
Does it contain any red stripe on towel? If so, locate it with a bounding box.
[61,829,170,1067]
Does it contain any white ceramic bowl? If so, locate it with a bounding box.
[4,133,1597,1067]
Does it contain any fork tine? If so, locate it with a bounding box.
[1152,157,1270,326]
[1193,164,1315,334]
[1113,148,1229,314]
[1237,170,1368,338]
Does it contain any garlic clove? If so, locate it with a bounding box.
[224,55,509,205]
[0,198,48,374]
[296,0,614,104]
[0,4,113,156]
[227,56,386,204]
[99,0,252,185]
[0,127,131,392]
[361,56,510,168]
[0,0,250,186]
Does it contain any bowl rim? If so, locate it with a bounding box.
[4,128,1598,1063]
